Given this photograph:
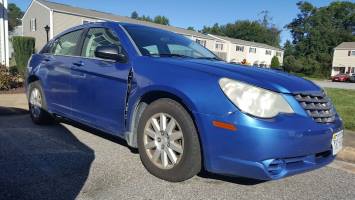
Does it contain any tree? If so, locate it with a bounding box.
[283,40,295,57]
[285,1,355,77]
[131,11,139,19]
[187,26,195,31]
[130,11,170,25]
[8,3,23,32]
[201,12,281,47]
[154,15,170,25]
[270,56,281,68]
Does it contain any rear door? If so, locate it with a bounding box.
[43,29,84,116]
[70,27,131,134]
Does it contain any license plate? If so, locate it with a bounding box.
[332,130,343,155]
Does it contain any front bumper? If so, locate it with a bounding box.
[195,111,343,180]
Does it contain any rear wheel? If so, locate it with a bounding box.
[28,81,53,124]
[137,98,201,182]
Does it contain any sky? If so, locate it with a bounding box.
[9,0,343,46]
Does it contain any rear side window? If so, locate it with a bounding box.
[52,30,83,56]
[81,28,121,58]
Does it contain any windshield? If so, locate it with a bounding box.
[123,25,218,59]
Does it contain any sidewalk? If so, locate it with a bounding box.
[0,93,355,163]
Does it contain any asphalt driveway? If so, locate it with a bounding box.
[1,94,355,200]
[313,80,355,90]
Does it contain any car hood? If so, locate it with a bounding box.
[154,58,322,94]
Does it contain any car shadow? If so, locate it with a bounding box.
[0,106,264,195]
[58,118,139,154]
[0,107,95,200]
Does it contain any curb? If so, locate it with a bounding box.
[336,147,355,164]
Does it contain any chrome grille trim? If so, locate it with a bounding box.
[294,93,336,123]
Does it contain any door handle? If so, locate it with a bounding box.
[72,61,84,67]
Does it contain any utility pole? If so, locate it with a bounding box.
[0,0,9,67]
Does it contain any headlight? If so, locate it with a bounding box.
[219,78,294,118]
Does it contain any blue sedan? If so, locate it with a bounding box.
[26,22,343,182]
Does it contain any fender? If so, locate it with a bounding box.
[124,84,200,148]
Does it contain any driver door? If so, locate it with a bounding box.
[70,27,131,135]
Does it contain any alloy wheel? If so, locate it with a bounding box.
[30,88,42,119]
[143,113,184,169]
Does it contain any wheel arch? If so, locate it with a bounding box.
[125,90,205,166]
[27,74,40,85]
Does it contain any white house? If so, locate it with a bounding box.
[0,0,9,67]
[209,34,284,67]
[331,42,355,76]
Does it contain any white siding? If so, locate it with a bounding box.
[22,1,50,51]
[331,49,355,76]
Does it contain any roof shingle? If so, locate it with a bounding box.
[36,0,214,40]
[335,42,355,50]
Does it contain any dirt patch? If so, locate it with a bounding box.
[0,87,25,95]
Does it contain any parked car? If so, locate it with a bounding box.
[331,73,349,82]
[349,74,355,83]
[26,22,343,182]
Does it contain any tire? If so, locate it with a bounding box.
[28,81,53,125]
[137,98,202,182]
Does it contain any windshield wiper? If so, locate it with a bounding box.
[149,53,193,58]
[195,57,222,61]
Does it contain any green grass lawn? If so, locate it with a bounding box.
[290,72,329,81]
[325,88,355,131]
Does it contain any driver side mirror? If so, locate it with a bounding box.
[95,45,127,63]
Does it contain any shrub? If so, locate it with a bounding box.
[0,65,23,90]
[11,36,35,76]
[270,56,280,68]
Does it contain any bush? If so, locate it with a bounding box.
[11,36,35,76]
[0,65,23,90]
[270,56,280,68]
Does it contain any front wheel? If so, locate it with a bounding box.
[28,81,53,124]
[137,98,202,182]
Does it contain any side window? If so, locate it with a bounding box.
[81,28,121,58]
[52,30,83,56]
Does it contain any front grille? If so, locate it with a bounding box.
[294,92,336,123]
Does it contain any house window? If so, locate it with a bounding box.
[215,43,223,51]
[349,50,355,56]
[249,47,256,53]
[30,18,36,32]
[265,50,272,55]
[276,51,282,57]
[236,45,244,52]
[196,39,206,47]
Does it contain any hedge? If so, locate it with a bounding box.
[11,36,35,75]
